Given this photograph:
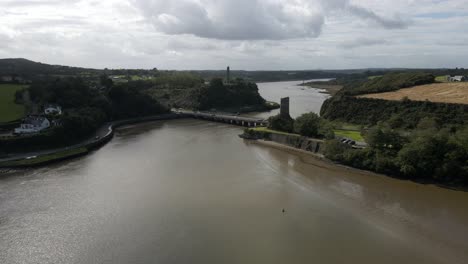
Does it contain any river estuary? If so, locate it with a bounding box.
[1,80,468,264]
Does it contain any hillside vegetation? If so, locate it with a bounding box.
[140,76,274,112]
[0,58,100,78]
[341,72,435,96]
[321,96,468,128]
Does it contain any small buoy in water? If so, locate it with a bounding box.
[282,209,285,213]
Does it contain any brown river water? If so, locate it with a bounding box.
[1,80,468,264]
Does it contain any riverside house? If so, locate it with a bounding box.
[447,75,467,82]
[44,104,62,115]
[14,116,50,134]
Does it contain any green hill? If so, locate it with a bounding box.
[0,58,100,78]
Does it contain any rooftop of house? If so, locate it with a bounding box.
[23,116,49,126]
[45,104,61,109]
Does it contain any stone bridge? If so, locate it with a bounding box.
[177,111,268,127]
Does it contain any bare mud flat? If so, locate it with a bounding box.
[358,83,468,105]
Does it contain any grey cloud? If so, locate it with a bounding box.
[340,37,391,49]
[167,39,219,51]
[436,39,468,46]
[323,0,411,29]
[133,0,325,40]
[1,0,81,7]
[132,0,410,41]
[347,5,410,29]
[13,17,89,30]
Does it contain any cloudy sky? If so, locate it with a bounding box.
[1,0,467,70]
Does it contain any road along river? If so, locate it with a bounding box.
[1,80,467,264]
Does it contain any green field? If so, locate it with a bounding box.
[0,84,27,122]
[334,129,365,141]
[0,147,88,167]
[435,75,448,82]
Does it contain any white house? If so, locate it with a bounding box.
[14,116,50,134]
[448,76,467,82]
[44,105,62,115]
[1,76,13,82]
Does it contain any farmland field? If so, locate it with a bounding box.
[334,129,365,142]
[357,82,468,105]
[0,84,27,122]
[435,75,448,82]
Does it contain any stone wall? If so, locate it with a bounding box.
[268,133,325,154]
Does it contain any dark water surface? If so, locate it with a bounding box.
[1,80,468,264]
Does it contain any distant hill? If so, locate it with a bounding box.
[1,58,466,83]
[0,58,100,78]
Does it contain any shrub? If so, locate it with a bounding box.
[294,113,321,137]
[268,114,294,133]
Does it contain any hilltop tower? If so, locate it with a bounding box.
[280,97,290,118]
[226,66,230,84]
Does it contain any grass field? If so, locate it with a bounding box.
[357,82,468,105]
[0,147,88,167]
[0,84,27,123]
[334,129,365,141]
[435,75,448,82]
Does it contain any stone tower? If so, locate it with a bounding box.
[280,97,290,118]
[226,66,230,83]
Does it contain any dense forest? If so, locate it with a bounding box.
[197,78,268,110]
[321,96,468,128]
[324,122,468,186]
[339,72,435,96]
[128,76,275,112]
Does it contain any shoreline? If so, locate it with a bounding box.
[0,108,268,169]
[0,113,184,169]
[249,139,468,192]
[249,139,390,176]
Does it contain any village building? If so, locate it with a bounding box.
[44,104,62,115]
[14,116,50,134]
[1,76,13,82]
[447,75,467,82]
